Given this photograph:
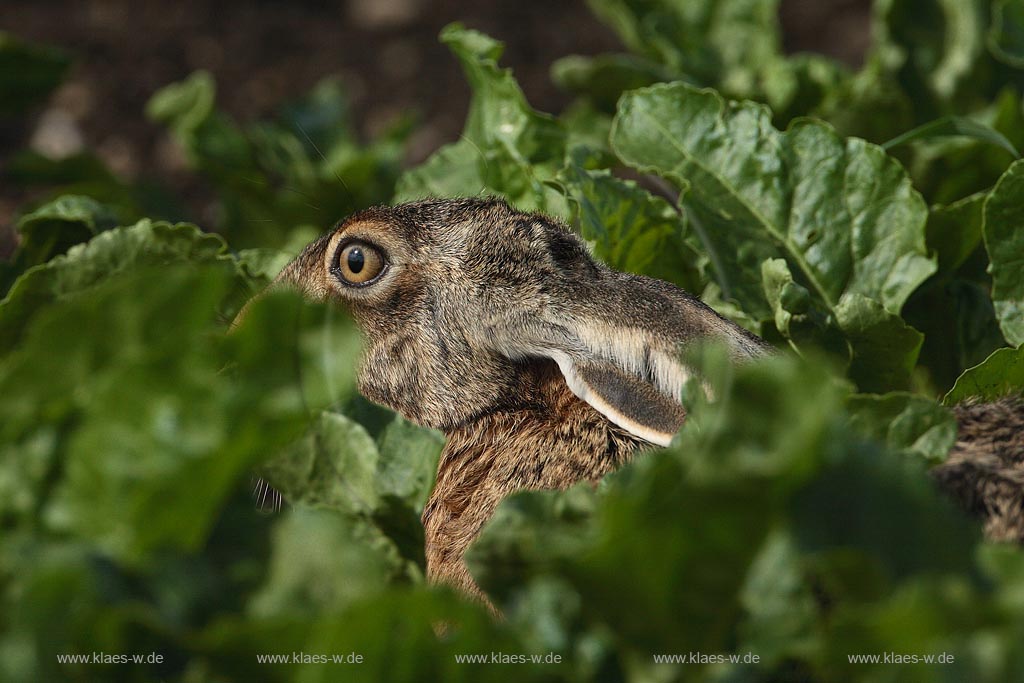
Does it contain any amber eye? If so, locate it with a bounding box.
[335,241,386,285]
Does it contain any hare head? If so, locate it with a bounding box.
[275,197,769,445]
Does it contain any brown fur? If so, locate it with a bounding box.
[260,196,1024,614]
[422,359,641,612]
[932,397,1024,543]
[266,197,767,613]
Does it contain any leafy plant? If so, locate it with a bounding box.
[2,2,1024,682]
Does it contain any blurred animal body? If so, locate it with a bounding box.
[263,197,1024,611]
[931,398,1024,543]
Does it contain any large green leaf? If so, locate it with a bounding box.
[945,345,1024,403]
[611,83,935,389]
[373,415,445,512]
[554,152,706,292]
[983,158,1024,346]
[259,411,443,517]
[585,0,782,97]
[835,294,926,393]
[249,508,405,617]
[0,268,318,560]
[259,407,443,578]
[259,411,381,515]
[0,219,238,354]
[14,195,119,264]
[2,195,121,295]
[395,24,568,216]
[847,392,958,463]
[612,83,935,317]
[926,191,986,274]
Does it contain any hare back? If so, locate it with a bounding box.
[931,397,1024,543]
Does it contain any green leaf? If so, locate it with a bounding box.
[258,412,381,515]
[258,410,442,575]
[989,0,1024,67]
[872,0,989,110]
[901,88,1024,206]
[573,467,776,654]
[926,191,986,274]
[146,70,217,136]
[3,195,121,293]
[846,392,958,463]
[148,72,404,249]
[983,158,1024,346]
[373,415,445,512]
[551,53,678,112]
[249,508,405,617]
[470,485,599,608]
[905,277,1008,394]
[558,102,616,166]
[0,268,316,560]
[738,531,820,665]
[0,220,237,354]
[395,24,568,216]
[613,83,935,318]
[555,153,706,292]
[16,194,119,239]
[612,83,934,389]
[562,352,844,654]
[585,0,783,97]
[945,345,1024,403]
[835,294,925,393]
[761,257,845,358]
[0,32,70,115]
[882,115,1021,158]
[790,439,978,581]
[393,139,487,200]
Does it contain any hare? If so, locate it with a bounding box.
[258,196,1024,612]
[263,196,769,611]
[931,397,1024,543]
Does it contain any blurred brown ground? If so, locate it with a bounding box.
[0,0,870,239]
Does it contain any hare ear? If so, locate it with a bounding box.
[498,317,691,447]
[546,349,688,447]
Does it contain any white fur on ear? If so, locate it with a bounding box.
[573,320,690,399]
[492,317,690,446]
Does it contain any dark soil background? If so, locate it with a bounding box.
[0,0,870,237]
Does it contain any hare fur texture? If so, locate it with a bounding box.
[265,196,1024,612]
[931,398,1024,544]
[270,197,768,609]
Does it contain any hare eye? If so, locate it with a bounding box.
[336,241,385,285]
